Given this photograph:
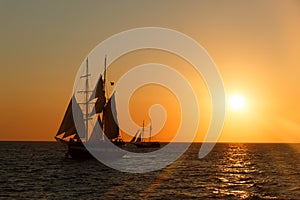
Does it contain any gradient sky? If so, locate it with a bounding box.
[0,0,299,142]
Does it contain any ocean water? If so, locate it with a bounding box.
[1,142,300,199]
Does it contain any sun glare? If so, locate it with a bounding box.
[229,94,246,111]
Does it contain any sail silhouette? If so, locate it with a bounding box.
[55,98,84,139]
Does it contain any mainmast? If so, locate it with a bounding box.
[103,55,107,101]
[102,55,107,141]
[79,58,91,142]
[84,59,90,142]
[100,55,120,141]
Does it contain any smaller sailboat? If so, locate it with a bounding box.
[130,121,160,148]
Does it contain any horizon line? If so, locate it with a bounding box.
[0,140,299,144]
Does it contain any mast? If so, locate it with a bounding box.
[102,55,107,141]
[78,58,91,142]
[100,55,120,141]
[142,120,145,143]
[103,55,107,100]
[85,58,89,142]
[149,120,152,142]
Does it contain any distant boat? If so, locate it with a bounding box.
[130,121,160,148]
[55,56,125,159]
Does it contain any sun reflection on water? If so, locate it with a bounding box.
[213,144,258,199]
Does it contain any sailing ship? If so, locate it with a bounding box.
[129,121,160,148]
[55,57,125,159]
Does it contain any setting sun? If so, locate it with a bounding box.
[229,94,247,111]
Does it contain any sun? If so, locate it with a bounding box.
[229,94,247,111]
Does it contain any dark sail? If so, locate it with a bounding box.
[103,93,119,140]
[135,131,142,143]
[88,115,103,142]
[92,76,106,114]
[56,97,84,139]
[56,99,73,137]
[130,130,140,143]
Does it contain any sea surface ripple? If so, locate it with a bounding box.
[1,142,299,199]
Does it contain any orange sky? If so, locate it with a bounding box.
[0,1,299,142]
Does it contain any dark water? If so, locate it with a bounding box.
[1,142,300,199]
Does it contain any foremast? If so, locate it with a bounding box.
[79,58,93,142]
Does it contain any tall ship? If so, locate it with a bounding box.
[55,56,125,159]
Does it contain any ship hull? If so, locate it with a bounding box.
[134,142,160,148]
[67,142,93,159]
[67,141,125,160]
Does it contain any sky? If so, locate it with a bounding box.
[0,0,299,142]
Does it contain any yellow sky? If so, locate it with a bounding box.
[0,1,299,142]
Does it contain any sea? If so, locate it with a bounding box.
[1,142,300,200]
